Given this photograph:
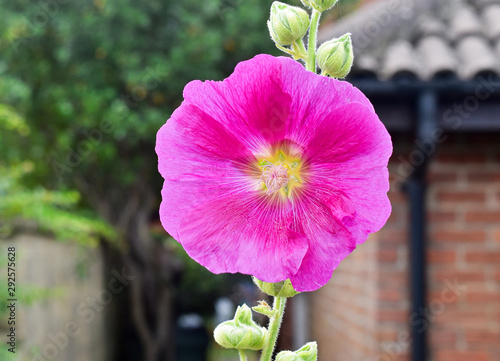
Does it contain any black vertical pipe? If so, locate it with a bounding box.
[407,89,437,361]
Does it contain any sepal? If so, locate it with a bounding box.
[253,277,299,298]
[252,301,277,317]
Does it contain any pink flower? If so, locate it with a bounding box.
[156,54,392,292]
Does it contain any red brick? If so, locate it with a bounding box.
[427,170,458,183]
[435,351,490,361]
[466,330,500,345]
[437,190,486,203]
[436,154,487,163]
[375,330,399,342]
[376,310,408,323]
[435,310,489,325]
[466,251,500,264]
[467,171,500,183]
[394,353,410,361]
[427,210,456,223]
[427,250,456,263]
[431,229,486,243]
[377,289,403,302]
[377,249,398,262]
[434,270,485,283]
[495,271,500,282]
[466,291,500,303]
[465,211,500,223]
[428,330,456,346]
[381,229,407,244]
[377,269,407,281]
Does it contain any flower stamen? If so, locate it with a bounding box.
[260,162,290,195]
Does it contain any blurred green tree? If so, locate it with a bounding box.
[0,0,277,360]
[0,0,362,359]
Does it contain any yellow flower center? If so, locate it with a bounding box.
[257,145,304,197]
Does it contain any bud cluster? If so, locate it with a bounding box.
[267,0,354,78]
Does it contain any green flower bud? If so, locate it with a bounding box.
[213,304,267,350]
[317,33,354,78]
[253,278,299,298]
[300,0,339,12]
[268,1,310,46]
[276,342,318,361]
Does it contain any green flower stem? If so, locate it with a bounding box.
[260,296,287,361]
[276,44,298,57]
[239,349,248,361]
[296,38,308,58]
[306,9,321,73]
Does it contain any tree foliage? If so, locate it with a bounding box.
[0,0,277,201]
[0,1,277,360]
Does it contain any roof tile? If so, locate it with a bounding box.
[482,4,500,39]
[417,36,458,79]
[354,54,379,78]
[381,40,420,79]
[449,4,484,42]
[470,0,500,8]
[456,36,500,79]
[320,0,500,81]
[415,15,446,39]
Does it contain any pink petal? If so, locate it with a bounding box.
[305,102,392,243]
[156,104,256,240]
[178,193,309,282]
[278,56,375,145]
[290,231,355,292]
[288,191,356,292]
[183,55,292,153]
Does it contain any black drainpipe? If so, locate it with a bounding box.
[406,89,437,361]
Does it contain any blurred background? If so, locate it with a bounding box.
[0,0,499,361]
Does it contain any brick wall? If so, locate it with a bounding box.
[426,135,500,361]
[311,134,500,361]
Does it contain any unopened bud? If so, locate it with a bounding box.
[253,278,299,298]
[317,33,353,78]
[276,342,318,361]
[268,1,310,46]
[300,0,339,12]
[214,304,267,350]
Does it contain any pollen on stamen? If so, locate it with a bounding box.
[260,163,290,195]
